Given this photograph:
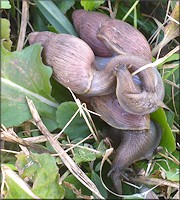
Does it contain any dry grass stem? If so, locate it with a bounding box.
[158,152,180,166]
[26,97,104,199]
[54,108,81,140]
[127,175,179,189]
[1,149,20,154]
[68,88,99,142]
[16,0,29,51]
[63,181,93,199]
[1,126,50,153]
[132,45,179,76]
[64,134,93,154]
[23,133,60,143]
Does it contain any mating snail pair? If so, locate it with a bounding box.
[29,9,166,194]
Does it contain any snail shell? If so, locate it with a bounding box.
[90,93,150,130]
[72,9,152,61]
[72,9,112,57]
[28,32,116,95]
[97,19,152,61]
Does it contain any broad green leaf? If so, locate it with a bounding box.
[73,146,96,164]
[91,171,107,199]
[166,169,179,182]
[0,0,11,9]
[58,0,75,14]
[81,0,105,11]
[150,108,176,152]
[2,165,39,199]
[56,102,90,140]
[16,153,65,199]
[34,0,78,36]
[0,18,12,51]
[50,78,73,103]
[1,44,58,131]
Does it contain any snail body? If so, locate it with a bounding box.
[108,121,162,194]
[115,64,165,115]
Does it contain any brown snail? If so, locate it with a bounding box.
[72,9,166,115]
[28,28,164,195]
[90,92,162,194]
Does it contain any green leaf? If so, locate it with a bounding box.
[16,152,65,199]
[81,0,105,11]
[0,18,12,51]
[63,174,91,199]
[91,171,107,199]
[2,165,39,199]
[150,108,176,152]
[0,0,11,9]
[166,169,179,182]
[50,78,73,103]
[58,0,75,14]
[158,54,179,69]
[73,146,96,164]
[56,102,90,140]
[1,44,58,131]
[34,0,78,36]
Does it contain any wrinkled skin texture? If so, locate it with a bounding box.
[115,64,165,115]
[107,121,162,194]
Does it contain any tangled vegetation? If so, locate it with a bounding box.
[1,0,179,199]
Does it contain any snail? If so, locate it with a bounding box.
[106,121,162,194]
[72,9,166,115]
[29,31,166,114]
[28,30,164,195]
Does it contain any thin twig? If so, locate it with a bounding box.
[112,0,120,19]
[132,45,179,76]
[1,126,51,153]
[17,0,29,51]
[127,175,179,189]
[68,88,99,142]
[26,97,104,199]
[158,152,180,166]
[107,0,113,18]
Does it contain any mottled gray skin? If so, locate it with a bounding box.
[107,121,162,194]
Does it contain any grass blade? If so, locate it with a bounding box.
[34,0,78,36]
